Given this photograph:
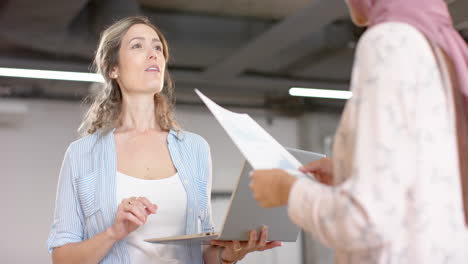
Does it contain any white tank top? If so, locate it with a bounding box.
[116,171,189,264]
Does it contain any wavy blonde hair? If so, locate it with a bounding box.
[79,16,179,136]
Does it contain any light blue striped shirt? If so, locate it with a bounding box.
[47,129,214,263]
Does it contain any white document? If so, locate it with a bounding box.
[195,89,307,177]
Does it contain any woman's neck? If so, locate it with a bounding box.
[118,94,160,133]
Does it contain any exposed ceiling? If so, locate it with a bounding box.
[138,0,312,19]
[0,0,467,115]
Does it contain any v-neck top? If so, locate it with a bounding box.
[48,129,214,264]
[116,171,189,264]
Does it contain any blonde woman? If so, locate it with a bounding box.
[47,16,280,264]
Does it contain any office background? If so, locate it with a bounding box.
[0,0,467,263]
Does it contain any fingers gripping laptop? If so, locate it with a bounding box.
[144,148,324,244]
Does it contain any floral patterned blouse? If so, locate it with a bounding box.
[288,22,468,264]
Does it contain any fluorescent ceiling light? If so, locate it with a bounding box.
[289,87,352,100]
[0,67,104,83]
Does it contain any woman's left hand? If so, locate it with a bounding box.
[211,226,282,263]
[250,169,297,208]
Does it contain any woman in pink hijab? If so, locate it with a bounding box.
[250,0,468,263]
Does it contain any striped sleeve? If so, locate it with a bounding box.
[198,137,215,233]
[47,145,84,253]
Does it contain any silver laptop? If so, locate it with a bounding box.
[145,148,324,244]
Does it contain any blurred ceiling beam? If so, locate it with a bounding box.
[202,0,348,79]
[0,0,140,58]
[450,0,468,29]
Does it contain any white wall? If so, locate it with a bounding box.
[0,100,83,264]
[297,112,342,264]
[0,99,307,264]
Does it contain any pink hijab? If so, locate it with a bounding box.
[347,0,468,225]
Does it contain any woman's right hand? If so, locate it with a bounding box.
[299,157,334,186]
[107,196,158,241]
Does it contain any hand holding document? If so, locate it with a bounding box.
[145,90,319,244]
[195,89,308,178]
